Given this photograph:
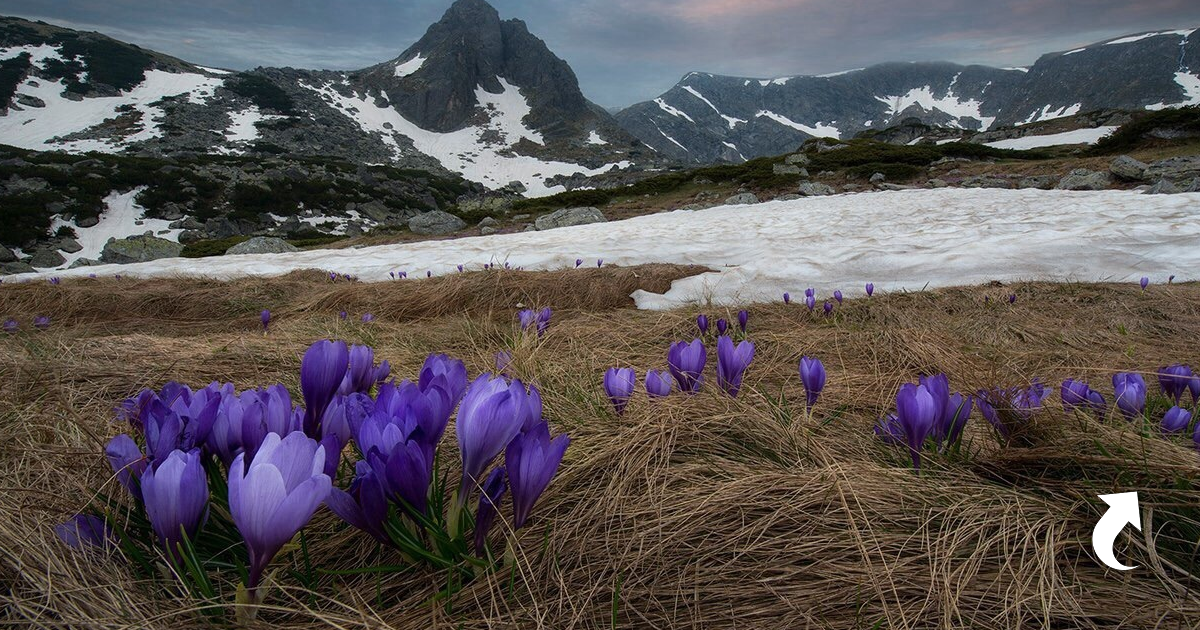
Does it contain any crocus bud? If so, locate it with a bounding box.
[865,283,874,297]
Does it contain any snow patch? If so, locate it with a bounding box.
[45,188,182,269]
[586,130,607,145]
[1105,29,1197,46]
[817,68,864,78]
[1002,67,1030,73]
[680,85,745,129]
[394,54,426,78]
[1062,47,1087,56]
[302,78,628,197]
[755,110,841,139]
[14,190,1200,312]
[984,126,1119,150]
[654,98,695,122]
[198,66,232,75]
[1021,103,1083,124]
[875,85,995,130]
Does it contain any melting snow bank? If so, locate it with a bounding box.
[984,126,1119,150]
[8,189,1200,310]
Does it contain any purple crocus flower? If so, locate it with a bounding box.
[426,270,432,278]
[419,353,468,406]
[229,432,331,592]
[338,311,348,320]
[456,374,531,502]
[1169,275,1176,284]
[716,318,728,335]
[873,413,904,445]
[371,438,431,516]
[495,351,513,375]
[141,449,208,561]
[604,367,637,414]
[339,344,388,396]
[1061,379,1090,412]
[834,290,843,304]
[823,301,833,315]
[597,259,603,268]
[49,277,60,285]
[737,310,749,333]
[33,315,50,330]
[805,288,814,298]
[3,318,16,333]
[260,309,271,332]
[1008,294,1017,304]
[1157,364,1194,404]
[506,419,569,529]
[518,309,537,331]
[575,258,583,268]
[645,369,672,398]
[106,434,148,501]
[329,272,338,282]
[474,466,507,556]
[301,340,350,438]
[328,460,389,544]
[696,314,709,335]
[798,356,826,410]
[398,271,407,279]
[865,283,874,297]
[1140,276,1149,291]
[1162,406,1192,434]
[783,292,791,305]
[1190,377,1200,406]
[458,264,464,272]
[536,307,552,336]
[805,295,816,311]
[389,272,395,280]
[716,336,755,397]
[939,393,973,448]
[55,514,114,550]
[1113,372,1147,420]
[667,339,706,393]
[895,383,937,470]
[361,313,376,323]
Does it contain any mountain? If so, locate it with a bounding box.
[616,28,1200,162]
[0,0,651,198]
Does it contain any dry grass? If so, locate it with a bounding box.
[2,268,1200,628]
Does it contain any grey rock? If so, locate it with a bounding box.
[784,153,811,166]
[158,203,186,221]
[773,164,803,176]
[357,201,393,223]
[535,206,608,230]
[1145,156,1200,182]
[478,216,500,228]
[30,248,65,268]
[0,245,15,263]
[0,261,36,275]
[480,226,498,235]
[179,229,206,244]
[879,183,914,191]
[99,235,184,264]
[869,172,886,184]
[225,237,300,255]
[1018,175,1058,190]
[408,210,466,235]
[962,175,1013,189]
[58,238,82,254]
[205,217,241,239]
[798,182,836,196]
[512,214,532,221]
[68,257,102,268]
[1145,179,1182,195]
[723,193,760,205]
[1182,177,1200,193]
[774,193,802,201]
[76,215,99,228]
[1109,155,1149,181]
[1056,168,1111,191]
[523,224,538,232]
[926,179,948,188]
[169,217,204,230]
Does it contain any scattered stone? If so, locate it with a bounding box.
[0,261,35,275]
[68,257,102,268]
[169,217,204,230]
[962,175,1013,189]
[480,226,498,235]
[408,210,466,235]
[357,201,393,223]
[1109,155,1149,181]
[1182,177,1200,192]
[99,235,184,264]
[869,172,886,184]
[926,179,948,188]
[76,215,99,228]
[1144,179,1182,195]
[774,193,802,201]
[225,237,300,255]
[57,238,82,254]
[1145,156,1200,182]
[723,193,760,205]
[784,153,811,166]
[798,182,836,197]
[879,183,913,191]
[0,245,15,263]
[512,214,531,221]
[1017,175,1058,190]
[773,164,803,176]
[204,217,241,239]
[535,206,608,230]
[1056,168,1111,191]
[30,248,65,268]
[179,229,206,244]
[477,216,500,229]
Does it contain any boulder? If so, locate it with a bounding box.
[29,248,65,268]
[723,193,760,205]
[158,203,186,221]
[869,172,886,184]
[204,217,241,239]
[784,153,811,166]
[1182,177,1200,193]
[357,201,394,223]
[798,182,836,197]
[773,164,803,176]
[477,217,500,229]
[0,261,35,275]
[1145,156,1200,182]
[179,229,206,244]
[408,210,466,235]
[1056,169,1111,191]
[774,193,802,201]
[962,175,1013,189]
[169,217,204,230]
[76,215,100,228]
[0,245,15,263]
[57,238,82,254]
[225,237,300,255]
[926,179,948,188]
[1017,175,1058,190]
[535,206,608,230]
[1144,179,1182,195]
[1109,155,1148,181]
[480,226,498,235]
[99,235,184,264]
[68,257,102,268]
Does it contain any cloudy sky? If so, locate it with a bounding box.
[4,0,1200,107]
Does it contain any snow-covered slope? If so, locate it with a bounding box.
[46,188,182,267]
[617,27,1200,162]
[10,189,1198,310]
[983,126,1119,150]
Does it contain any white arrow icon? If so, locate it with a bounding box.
[1093,492,1141,571]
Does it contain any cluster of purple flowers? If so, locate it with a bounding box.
[782,286,869,311]
[518,307,552,337]
[3,316,50,332]
[62,339,570,608]
[875,374,974,469]
[695,310,750,337]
